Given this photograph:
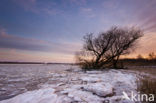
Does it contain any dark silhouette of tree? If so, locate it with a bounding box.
[137,54,144,60]
[76,26,143,69]
[148,52,156,60]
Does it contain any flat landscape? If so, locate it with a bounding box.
[0,64,155,103]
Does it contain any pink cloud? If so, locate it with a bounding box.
[0,26,81,55]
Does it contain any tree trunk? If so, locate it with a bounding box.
[113,55,120,68]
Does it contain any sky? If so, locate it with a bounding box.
[0,0,156,63]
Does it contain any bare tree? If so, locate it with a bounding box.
[76,26,143,69]
[148,52,156,60]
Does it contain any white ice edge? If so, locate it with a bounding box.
[0,69,137,103]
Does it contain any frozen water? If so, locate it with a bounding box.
[0,64,72,100]
[0,64,139,103]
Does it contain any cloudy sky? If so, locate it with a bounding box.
[0,0,156,63]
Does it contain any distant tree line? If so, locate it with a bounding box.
[119,52,156,67]
[137,52,156,60]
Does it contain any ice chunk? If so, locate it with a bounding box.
[0,67,138,103]
[80,76,102,83]
[67,90,104,103]
[83,83,113,97]
[0,88,57,103]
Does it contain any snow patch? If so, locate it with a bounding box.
[0,69,137,103]
[82,83,113,97]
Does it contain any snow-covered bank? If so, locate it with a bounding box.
[0,69,137,103]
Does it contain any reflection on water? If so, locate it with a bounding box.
[0,64,72,101]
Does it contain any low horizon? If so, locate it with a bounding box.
[0,0,156,63]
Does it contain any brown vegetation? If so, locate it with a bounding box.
[137,78,156,103]
[121,53,156,67]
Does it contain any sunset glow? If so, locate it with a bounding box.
[0,0,156,63]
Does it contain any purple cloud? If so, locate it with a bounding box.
[0,27,81,54]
